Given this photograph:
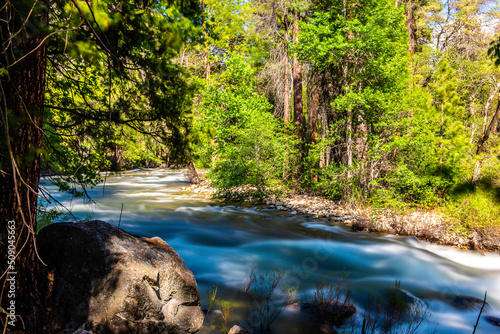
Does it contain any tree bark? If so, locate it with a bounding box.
[292,12,303,139]
[346,108,353,178]
[481,81,500,137]
[203,50,211,80]
[0,3,49,332]
[201,1,210,80]
[405,0,416,54]
[477,97,500,155]
[440,102,444,166]
[308,73,320,182]
[283,29,290,124]
[309,73,319,145]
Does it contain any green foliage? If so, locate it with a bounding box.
[374,165,441,207]
[40,0,202,194]
[315,164,363,202]
[373,59,471,208]
[36,201,67,233]
[296,0,409,92]
[292,0,412,201]
[200,55,299,194]
[215,298,235,333]
[488,36,500,66]
[429,58,470,170]
[448,177,500,231]
[207,284,218,317]
[197,0,263,65]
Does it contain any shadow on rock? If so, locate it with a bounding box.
[38,220,204,334]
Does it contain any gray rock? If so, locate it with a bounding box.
[38,221,204,334]
[290,211,297,215]
[485,316,500,327]
[275,201,284,206]
[228,325,252,334]
[299,301,356,327]
[422,291,489,311]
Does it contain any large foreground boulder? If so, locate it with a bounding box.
[38,221,204,334]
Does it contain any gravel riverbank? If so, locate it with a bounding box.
[183,182,500,253]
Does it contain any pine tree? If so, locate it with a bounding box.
[430,58,469,171]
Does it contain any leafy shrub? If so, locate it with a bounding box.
[201,54,299,194]
[448,177,500,231]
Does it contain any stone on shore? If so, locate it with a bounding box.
[228,325,252,334]
[38,220,204,334]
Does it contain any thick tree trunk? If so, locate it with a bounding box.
[292,12,303,139]
[0,7,49,333]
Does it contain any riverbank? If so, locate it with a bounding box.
[183,181,500,253]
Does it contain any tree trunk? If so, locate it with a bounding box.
[283,29,290,124]
[320,111,328,168]
[440,102,444,166]
[308,74,320,182]
[309,73,319,145]
[292,12,303,139]
[477,97,500,155]
[346,108,353,178]
[201,1,210,80]
[0,4,49,332]
[481,81,500,137]
[405,0,416,54]
[203,50,211,80]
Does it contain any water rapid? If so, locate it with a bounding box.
[39,169,500,333]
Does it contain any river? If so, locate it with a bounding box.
[39,169,500,333]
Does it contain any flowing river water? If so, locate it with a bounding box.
[40,169,500,333]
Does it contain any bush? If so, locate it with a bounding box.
[448,177,500,231]
[200,54,300,194]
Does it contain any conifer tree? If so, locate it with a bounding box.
[428,58,470,194]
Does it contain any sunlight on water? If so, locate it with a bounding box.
[40,169,500,334]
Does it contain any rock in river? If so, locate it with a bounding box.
[38,220,204,334]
